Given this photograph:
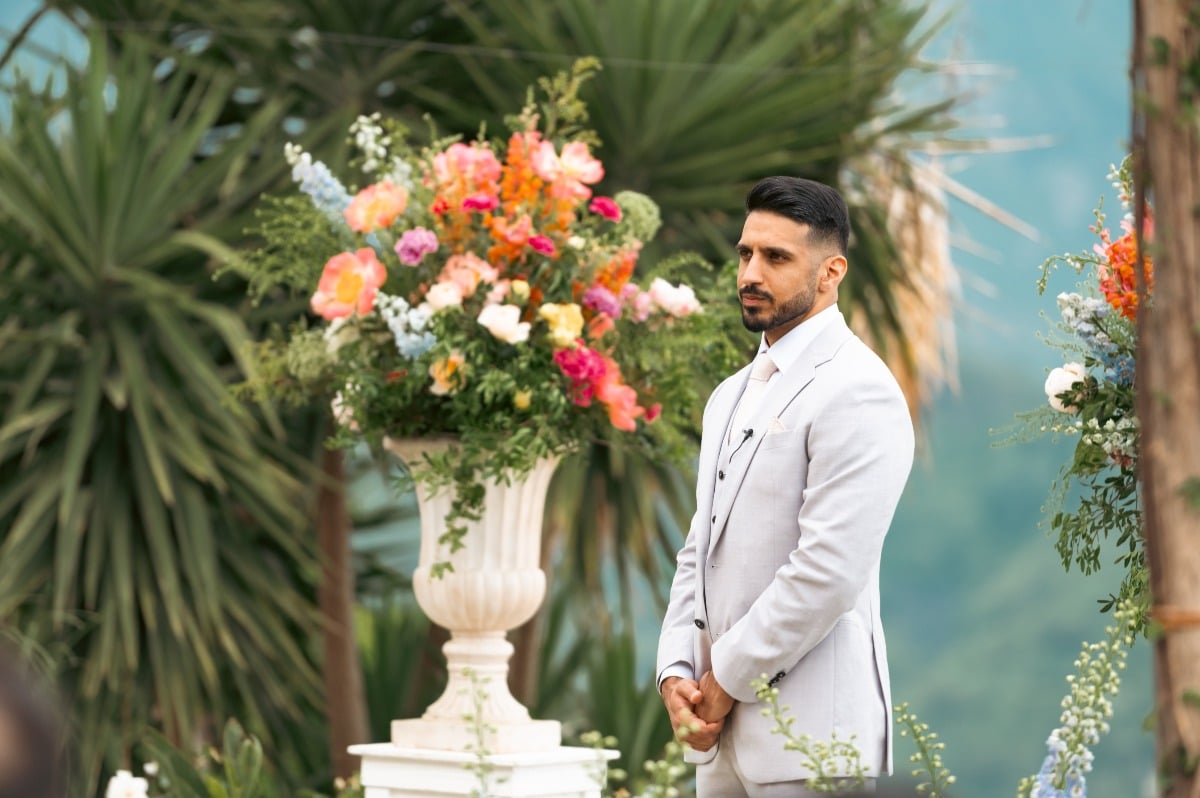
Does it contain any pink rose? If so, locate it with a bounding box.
[589,196,622,222]
[529,235,557,256]
[394,227,439,266]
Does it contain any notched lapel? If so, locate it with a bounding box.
[706,319,854,558]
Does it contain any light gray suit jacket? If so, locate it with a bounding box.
[656,313,914,784]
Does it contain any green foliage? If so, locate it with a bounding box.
[751,676,867,793]
[354,592,444,742]
[232,64,732,569]
[0,33,324,792]
[141,719,362,798]
[1019,158,1147,619]
[894,702,955,797]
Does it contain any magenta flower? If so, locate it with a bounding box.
[394,227,439,266]
[462,192,499,212]
[529,235,557,256]
[589,196,622,222]
[553,344,607,406]
[583,284,622,319]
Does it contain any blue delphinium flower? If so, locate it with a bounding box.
[376,293,436,359]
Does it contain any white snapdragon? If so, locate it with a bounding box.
[349,113,413,187]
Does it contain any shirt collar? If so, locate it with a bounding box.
[759,305,842,373]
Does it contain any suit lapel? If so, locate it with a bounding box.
[707,318,854,558]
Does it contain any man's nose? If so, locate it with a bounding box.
[740,253,764,285]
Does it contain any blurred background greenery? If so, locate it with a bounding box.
[0,0,1149,796]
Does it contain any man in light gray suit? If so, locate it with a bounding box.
[657,176,915,796]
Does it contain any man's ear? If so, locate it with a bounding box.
[820,254,848,291]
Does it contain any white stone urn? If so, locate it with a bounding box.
[384,437,562,755]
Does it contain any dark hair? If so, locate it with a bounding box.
[745,176,850,256]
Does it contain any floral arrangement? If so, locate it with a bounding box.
[1017,601,1136,798]
[1027,156,1151,615]
[233,63,729,555]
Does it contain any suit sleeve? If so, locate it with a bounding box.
[709,358,915,703]
[655,384,727,687]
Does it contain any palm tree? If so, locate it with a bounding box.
[17,3,969,786]
[0,34,324,792]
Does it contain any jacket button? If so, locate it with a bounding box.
[711,515,716,523]
[718,470,725,480]
[694,618,705,629]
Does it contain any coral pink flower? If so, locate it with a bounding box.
[530,138,561,182]
[433,143,502,187]
[440,252,498,297]
[311,248,387,319]
[492,215,532,247]
[560,142,604,185]
[589,196,622,222]
[587,314,614,340]
[344,182,408,233]
[595,361,644,432]
[528,235,557,256]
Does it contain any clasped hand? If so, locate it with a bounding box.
[660,671,735,752]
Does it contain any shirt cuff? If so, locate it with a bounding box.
[657,661,696,693]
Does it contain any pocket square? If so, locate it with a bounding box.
[767,417,787,434]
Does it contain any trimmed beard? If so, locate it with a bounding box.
[739,274,819,334]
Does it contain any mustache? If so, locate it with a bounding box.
[739,288,772,301]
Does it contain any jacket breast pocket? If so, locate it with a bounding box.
[760,427,798,451]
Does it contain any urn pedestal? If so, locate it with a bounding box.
[349,438,616,797]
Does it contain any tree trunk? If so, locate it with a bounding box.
[1132,3,1200,796]
[316,445,370,778]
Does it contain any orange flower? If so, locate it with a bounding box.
[429,350,467,396]
[1098,216,1154,320]
[595,359,644,432]
[344,182,408,232]
[311,248,387,319]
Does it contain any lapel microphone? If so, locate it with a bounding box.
[742,428,753,441]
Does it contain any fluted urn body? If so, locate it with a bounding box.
[384,437,561,754]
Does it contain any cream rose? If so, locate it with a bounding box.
[1044,362,1088,412]
[477,303,531,344]
[425,280,464,311]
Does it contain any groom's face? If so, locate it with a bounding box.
[735,211,826,345]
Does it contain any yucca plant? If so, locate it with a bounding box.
[0,36,325,793]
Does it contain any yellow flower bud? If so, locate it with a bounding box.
[513,389,532,410]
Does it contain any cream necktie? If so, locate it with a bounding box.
[730,351,778,443]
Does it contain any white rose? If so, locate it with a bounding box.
[1044,362,1088,412]
[648,277,702,317]
[425,281,464,311]
[477,303,531,344]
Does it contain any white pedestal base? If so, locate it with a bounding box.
[349,743,619,798]
[392,717,562,754]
